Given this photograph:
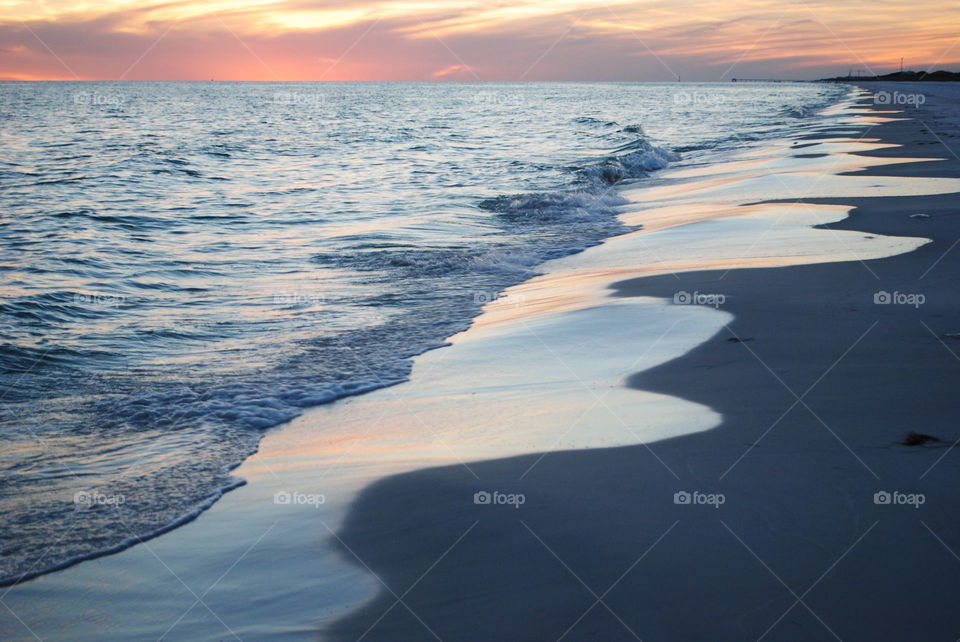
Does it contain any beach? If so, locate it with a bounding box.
[4,82,960,640]
[327,84,960,640]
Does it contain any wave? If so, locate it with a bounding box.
[581,139,679,184]
[479,190,629,223]
[480,136,678,231]
[0,479,246,588]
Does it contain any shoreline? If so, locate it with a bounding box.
[4,83,959,640]
[325,85,960,639]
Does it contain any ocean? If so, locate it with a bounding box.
[0,80,848,585]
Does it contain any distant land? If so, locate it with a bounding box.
[821,69,960,82]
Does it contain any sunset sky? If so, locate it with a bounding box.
[2,0,958,81]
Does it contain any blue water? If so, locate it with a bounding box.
[0,81,848,584]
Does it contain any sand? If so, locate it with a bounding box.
[326,84,960,640]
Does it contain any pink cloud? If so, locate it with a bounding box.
[1,0,958,81]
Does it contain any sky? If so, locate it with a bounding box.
[1,0,958,81]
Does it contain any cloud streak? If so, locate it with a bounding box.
[1,0,958,80]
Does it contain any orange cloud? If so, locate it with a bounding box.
[0,0,957,81]
[431,63,475,79]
